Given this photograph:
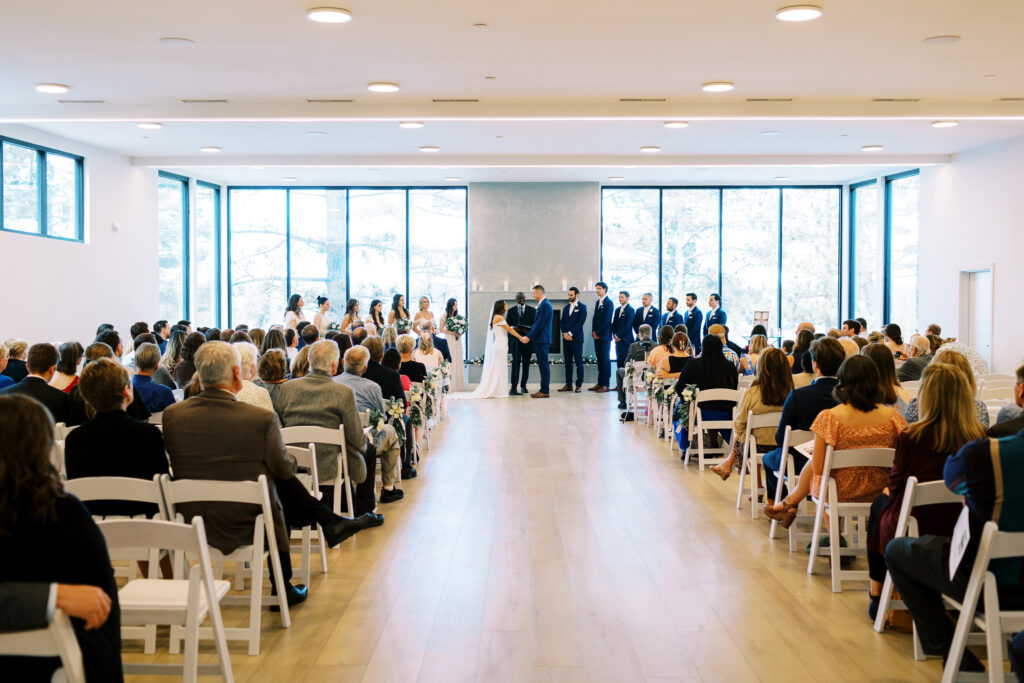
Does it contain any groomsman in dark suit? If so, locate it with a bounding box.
[702,292,727,338]
[632,292,660,337]
[589,282,614,392]
[505,292,534,396]
[558,286,588,392]
[661,297,683,329]
[683,292,703,354]
[611,291,635,373]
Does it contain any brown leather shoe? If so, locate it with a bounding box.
[595,386,610,393]
[587,384,601,392]
[530,392,550,398]
[574,387,582,393]
[557,385,573,392]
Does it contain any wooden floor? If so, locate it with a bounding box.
[126,392,945,682]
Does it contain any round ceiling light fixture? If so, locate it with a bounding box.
[761,130,782,136]
[419,145,440,153]
[664,121,689,129]
[307,131,327,136]
[608,176,625,181]
[861,144,884,152]
[775,176,791,181]
[137,122,163,130]
[775,5,822,21]
[399,121,424,128]
[368,81,400,93]
[445,176,461,182]
[701,81,735,93]
[199,146,221,153]
[35,83,69,94]
[282,177,298,182]
[159,37,196,47]
[306,7,352,23]
[931,120,959,128]
[923,35,961,45]
[640,146,661,153]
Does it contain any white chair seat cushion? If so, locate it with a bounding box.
[119,578,231,624]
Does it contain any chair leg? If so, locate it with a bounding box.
[829,505,842,592]
[248,553,263,655]
[751,459,761,520]
[735,445,747,510]
[983,575,1004,683]
[874,573,896,633]
[807,498,826,575]
[183,603,199,683]
[317,524,328,574]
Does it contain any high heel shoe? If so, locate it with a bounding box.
[710,463,731,481]
[762,501,798,529]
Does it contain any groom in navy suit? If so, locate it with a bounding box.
[558,286,587,393]
[521,284,552,398]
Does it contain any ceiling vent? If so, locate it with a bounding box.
[432,98,479,103]
[307,99,355,103]
[997,97,1024,102]
[745,98,793,102]
[871,98,922,102]
[619,98,667,102]
[57,99,106,104]
[180,99,230,103]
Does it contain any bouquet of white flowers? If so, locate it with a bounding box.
[395,318,412,333]
[368,410,387,434]
[673,383,699,428]
[445,315,468,335]
[327,321,340,331]
[384,397,406,446]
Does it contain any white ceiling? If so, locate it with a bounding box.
[4,0,1024,183]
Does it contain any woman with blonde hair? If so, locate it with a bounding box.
[656,332,692,379]
[739,334,769,376]
[290,346,310,379]
[413,331,443,370]
[412,296,435,335]
[902,348,990,426]
[381,326,398,352]
[864,362,987,618]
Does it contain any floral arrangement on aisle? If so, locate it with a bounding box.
[653,378,677,410]
[408,385,425,428]
[624,359,637,386]
[327,321,341,331]
[423,372,439,419]
[672,383,699,429]
[444,315,468,335]
[384,397,406,446]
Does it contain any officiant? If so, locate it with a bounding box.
[506,291,534,396]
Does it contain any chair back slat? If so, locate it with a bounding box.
[162,476,265,506]
[65,474,168,519]
[694,388,742,404]
[826,447,896,471]
[97,517,202,555]
[280,425,345,447]
[747,411,783,431]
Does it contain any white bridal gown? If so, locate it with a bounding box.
[449,320,510,400]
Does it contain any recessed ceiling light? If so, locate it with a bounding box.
[445,176,461,182]
[775,5,822,21]
[923,35,961,45]
[250,166,265,170]
[137,122,162,130]
[761,130,782,135]
[984,74,998,79]
[282,177,298,182]
[473,23,488,28]
[861,144,884,152]
[640,146,661,153]
[420,146,440,153]
[399,121,424,128]
[35,83,69,94]
[485,76,496,80]
[608,176,625,181]
[368,82,400,93]
[199,146,221,153]
[811,164,827,168]
[159,37,195,47]
[495,135,503,139]
[307,131,327,136]
[775,176,791,181]
[664,121,689,128]
[702,81,735,92]
[931,120,959,128]
[306,7,352,23]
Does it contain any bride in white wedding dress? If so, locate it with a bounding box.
[450,300,525,400]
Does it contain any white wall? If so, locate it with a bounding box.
[0,124,158,347]
[919,135,1024,373]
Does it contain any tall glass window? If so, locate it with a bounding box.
[601,189,659,299]
[661,189,719,312]
[157,173,188,321]
[2,142,40,234]
[851,181,883,332]
[409,188,467,330]
[721,189,780,335]
[193,182,220,326]
[289,189,347,321]
[1,138,83,240]
[348,189,407,315]
[46,154,78,239]
[781,188,841,334]
[887,172,921,333]
[229,189,288,328]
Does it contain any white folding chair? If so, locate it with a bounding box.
[359,410,370,428]
[0,609,85,683]
[942,521,1024,683]
[53,422,69,442]
[806,446,896,592]
[287,444,328,587]
[735,411,783,519]
[98,517,234,682]
[684,389,741,470]
[872,477,962,662]
[768,428,817,545]
[626,362,649,421]
[160,474,290,655]
[52,439,67,482]
[148,411,164,425]
[737,376,755,391]
[902,380,921,391]
[280,425,355,518]
[981,382,1015,402]
[980,374,1015,384]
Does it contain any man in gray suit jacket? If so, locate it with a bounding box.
[163,342,372,607]
[276,340,386,516]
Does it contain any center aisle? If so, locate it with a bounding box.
[218,393,943,683]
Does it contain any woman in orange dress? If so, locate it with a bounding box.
[764,354,906,527]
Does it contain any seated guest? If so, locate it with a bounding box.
[219,328,234,342]
[781,339,794,355]
[155,329,185,388]
[381,326,398,353]
[351,327,369,346]
[852,336,869,351]
[68,343,150,426]
[153,319,170,353]
[285,328,299,361]
[885,428,1024,673]
[204,327,221,342]
[259,328,288,358]
[173,332,206,389]
[883,323,906,358]
[295,321,313,349]
[276,341,385,518]
[722,326,745,358]
[926,333,944,355]
[163,342,375,608]
[864,362,986,619]
[926,323,942,337]
[711,348,793,480]
[413,332,443,371]
[743,324,768,353]
[989,364,1024,437]
[841,319,862,337]
[896,334,933,382]
[868,330,885,344]
[0,345,12,390]
[228,330,252,344]
[131,343,175,414]
[254,349,288,410]
[862,342,911,411]
[739,334,769,376]
[838,337,859,359]
[656,332,692,379]
[761,337,843,499]
[363,338,415,478]
[290,346,310,379]
[50,341,84,392]
[0,343,71,423]
[855,317,869,339]
[0,395,123,682]
[2,339,29,383]
[66,358,170,517]
[792,344,817,388]
[904,349,990,427]
[936,339,990,376]
[398,335,428,384]
[122,322,150,369]
[249,327,265,350]
[300,324,319,349]
[646,326,675,372]
[672,335,739,449]
[334,346,404,503]
[384,348,412,390]
[617,324,656,409]
[333,334,353,375]
[789,329,814,373]
[232,342,274,413]
[419,321,451,362]
[764,355,907,527]
[707,324,739,368]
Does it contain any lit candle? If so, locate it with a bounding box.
[472,279,478,292]
[561,277,568,291]
[587,279,593,291]
[503,278,509,292]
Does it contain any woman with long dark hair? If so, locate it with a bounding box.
[790,328,814,374]
[284,293,305,330]
[388,293,409,327]
[862,342,910,410]
[155,329,186,388]
[369,299,386,330]
[672,335,740,449]
[50,340,84,392]
[440,298,465,392]
[883,323,905,357]
[450,300,523,400]
[173,332,206,389]
[340,298,361,333]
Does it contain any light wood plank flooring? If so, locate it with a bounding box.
[125,392,944,682]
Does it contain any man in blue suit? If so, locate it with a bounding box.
[683,292,703,354]
[611,290,635,373]
[661,297,683,329]
[521,284,553,398]
[558,287,588,393]
[632,292,660,338]
[589,282,614,392]
[702,293,727,338]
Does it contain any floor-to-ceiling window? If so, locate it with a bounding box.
[193,182,220,326]
[601,188,660,301]
[289,189,347,320]
[1,136,83,240]
[661,189,720,311]
[408,188,468,327]
[721,188,781,335]
[229,189,288,328]
[850,180,883,331]
[887,171,921,333]
[348,189,407,316]
[157,172,188,321]
[781,188,841,334]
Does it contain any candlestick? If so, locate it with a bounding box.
[561,278,568,291]
[472,279,478,292]
[587,279,594,291]
[503,278,509,292]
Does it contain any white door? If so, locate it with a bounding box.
[961,269,992,368]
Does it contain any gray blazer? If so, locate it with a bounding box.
[162,388,296,554]
[0,582,50,633]
[274,370,368,484]
[334,372,386,414]
[896,354,932,383]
